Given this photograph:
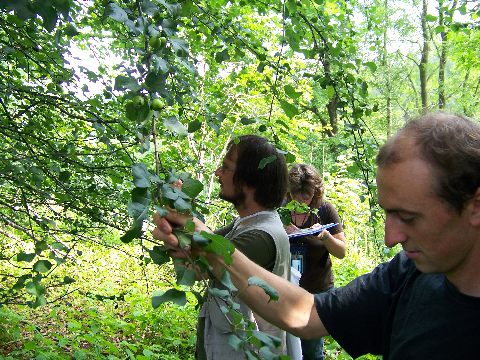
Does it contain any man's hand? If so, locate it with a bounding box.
[151,210,212,258]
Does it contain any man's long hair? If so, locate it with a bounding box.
[228,135,288,209]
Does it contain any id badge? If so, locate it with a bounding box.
[290,243,306,274]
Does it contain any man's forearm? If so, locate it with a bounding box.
[206,248,329,339]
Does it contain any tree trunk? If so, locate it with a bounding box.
[383,0,392,137]
[438,0,446,109]
[420,0,429,112]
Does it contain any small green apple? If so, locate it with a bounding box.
[151,98,163,111]
[132,95,145,107]
[149,36,167,50]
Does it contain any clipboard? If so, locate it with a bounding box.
[287,222,338,239]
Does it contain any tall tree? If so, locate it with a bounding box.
[420,0,430,111]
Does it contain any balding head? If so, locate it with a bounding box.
[376,112,480,213]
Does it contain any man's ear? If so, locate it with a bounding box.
[469,187,480,227]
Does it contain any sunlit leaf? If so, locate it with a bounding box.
[284,85,302,99]
[279,100,299,118]
[33,260,53,273]
[200,232,235,264]
[164,116,188,136]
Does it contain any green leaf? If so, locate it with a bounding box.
[184,218,196,233]
[247,276,279,302]
[125,101,150,123]
[326,85,335,99]
[279,100,299,118]
[208,287,230,299]
[155,206,170,217]
[63,23,79,36]
[284,85,302,99]
[51,242,68,251]
[132,163,150,188]
[363,61,377,72]
[174,197,192,212]
[285,152,296,163]
[23,341,36,351]
[241,117,256,125]
[149,246,170,266]
[215,49,230,63]
[258,155,277,169]
[120,225,143,243]
[114,75,141,92]
[259,345,281,359]
[35,240,49,253]
[29,294,47,308]
[152,289,187,308]
[253,331,282,348]
[145,72,167,92]
[162,184,180,201]
[33,260,53,273]
[63,276,75,284]
[128,196,149,219]
[12,274,32,290]
[200,232,235,264]
[25,280,45,297]
[17,252,36,262]
[170,37,189,58]
[173,229,192,248]
[227,334,243,351]
[123,186,150,243]
[175,265,196,286]
[257,61,266,73]
[218,270,238,292]
[188,119,202,133]
[106,3,129,23]
[35,2,58,32]
[181,177,203,198]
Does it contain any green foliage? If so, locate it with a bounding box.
[0,244,197,359]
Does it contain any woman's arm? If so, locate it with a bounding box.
[320,230,347,259]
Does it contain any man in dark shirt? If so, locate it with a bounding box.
[153,112,480,359]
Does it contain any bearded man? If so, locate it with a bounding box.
[182,135,292,359]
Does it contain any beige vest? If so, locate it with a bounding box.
[200,210,291,359]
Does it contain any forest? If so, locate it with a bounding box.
[0,0,479,359]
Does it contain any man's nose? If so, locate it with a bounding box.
[384,216,408,248]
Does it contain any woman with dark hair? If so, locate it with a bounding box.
[286,163,346,360]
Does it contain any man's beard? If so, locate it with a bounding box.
[219,184,246,207]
